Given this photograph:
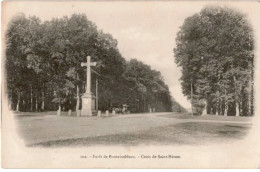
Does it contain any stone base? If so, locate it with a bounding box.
[81,93,96,116]
[81,109,93,116]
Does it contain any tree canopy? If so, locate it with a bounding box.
[5,13,174,113]
[174,6,254,116]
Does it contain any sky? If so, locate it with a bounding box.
[2,1,259,108]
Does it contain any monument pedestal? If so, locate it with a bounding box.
[81,93,96,116]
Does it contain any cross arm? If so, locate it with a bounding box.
[81,62,87,67]
[81,62,97,67]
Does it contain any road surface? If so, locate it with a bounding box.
[14,111,252,147]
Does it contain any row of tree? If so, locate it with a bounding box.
[5,13,173,114]
[174,7,254,116]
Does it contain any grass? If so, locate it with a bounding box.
[31,122,251,147]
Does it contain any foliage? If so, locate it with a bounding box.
[174,6,254,116]
[5,13,174,113]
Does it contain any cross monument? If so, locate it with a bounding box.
[81,56,97,116]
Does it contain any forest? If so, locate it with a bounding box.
[5,14,174,113]
[174,7,254,116]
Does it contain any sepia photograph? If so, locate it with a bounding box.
[1,1,260,168]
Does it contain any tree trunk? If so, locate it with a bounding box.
[248,81,252,116]
[224,105,228,116]
[96,79,98,111]
[41,91,45,111]
[216,100,219,115]
[16,93,20,112]
[251,83,254,116]
[239,101,242,116]
[27,100,30,111]
[76,84,80,110]
[76,84,81,116]
[76,74,81,116]
[35,96,38,111]
[143,95,146,112]
[8,94,12,110]
[224,88,227,116]
[236,102,239,116]
[241,86,249,116]
[216,71,220,116]
[30,86,33,111]
[202,100,207,116]
[22,99,25,111]
[57,105,61,116]
[216,95,219,115]
[191,82,193,116]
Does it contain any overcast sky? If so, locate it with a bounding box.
[3,1,259,108]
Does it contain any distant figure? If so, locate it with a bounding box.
[122,107,126,114]
[122,104,128,114]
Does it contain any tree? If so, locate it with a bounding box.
[5,13,176,114]
[123,59,173,112]
[6,14,44,112]
[174,6,254,116]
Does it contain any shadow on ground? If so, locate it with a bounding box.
[159,113,253,122]
[30,122,251,148]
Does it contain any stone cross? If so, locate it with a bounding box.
[81,56,97,95]
[80,56,96,116]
